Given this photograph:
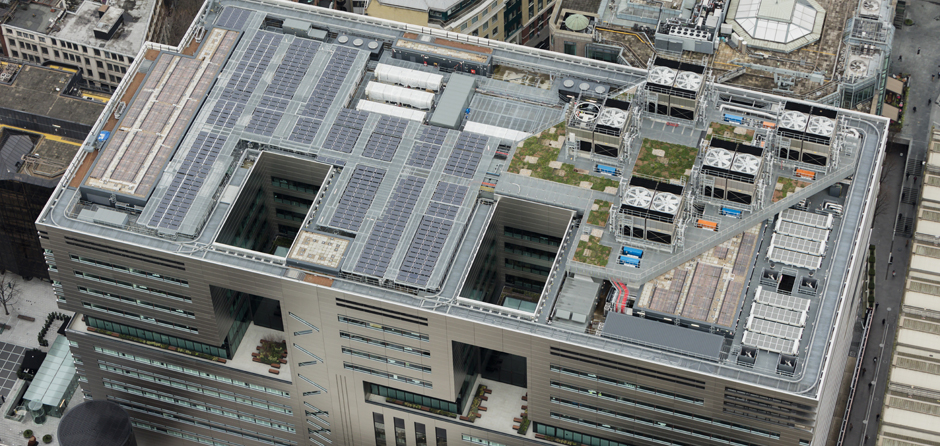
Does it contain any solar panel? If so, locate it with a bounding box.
[443,148,483,178]
[742,331,799,355]
[215,7,253,29]
[149,132,228,229]
[372,115,409,136]
[362,133,401,162]
[315,155,347,167]
[771,233,824,256]
[755,287,811,312]
[397,216,453,286]
[322,126,361,153]
[406,142,442,169]
[780,208,832,229]
[206,100,246,128]
[354,176,427,277]
[329,165,386,232]
[295,48,361,121]
[746,317,803,341]
[775,220,829,242]
[431,182,468,205]
[289,118,322,145]
[416,126,449,145]
[768,246,822,270]
[750,302,805,327]
[426,202,458,220]
[221,32,282,105]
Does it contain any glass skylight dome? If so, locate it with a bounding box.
[731,0,825,50]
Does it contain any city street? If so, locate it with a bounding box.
[838,5,940,444]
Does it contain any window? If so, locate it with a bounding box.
[461,435,505,446]
[342,347,431,373]
[337,315,429,341]
[368,383,459,414]
[93,48,100,56]
[394,418,406,446]
[344,363,432,388]
[99,72,106,79]
[82,301,198,333]
[41,47,47,55]
[550,365,703,404]
[471,16,479,24]
[373,413,387,446]
[415,423,427,446]
[564,41,577,55]
[82,45,87,53]
[51,38,57,46]
[72,269,191,300]
[78,287,195,317]
[461,22,468,30]
[69,254,189,286]
[436,428,448,446]
[340,331,431,357]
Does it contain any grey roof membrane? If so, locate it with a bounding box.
[604,311,725,360]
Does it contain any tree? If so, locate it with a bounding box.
[0,272,20,316]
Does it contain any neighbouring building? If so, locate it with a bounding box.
[1,0,164,91]
[38,2,888,446]
[0,61,102,279]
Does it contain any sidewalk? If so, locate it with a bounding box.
[0,272,75,446]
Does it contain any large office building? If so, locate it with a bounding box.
[38,1,888,446]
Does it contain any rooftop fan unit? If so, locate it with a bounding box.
[651,192,681,215]
[648,66,677,86]
[575,102,601,123]
[704,147,734,169]
[860,0,880,15]
[674,71,702,91]
[807,116,835,136]
[598,108,627,128]
[731,153,761,175]
[780,111,808,131]
[623,186,654,208]
[846,58,869,78]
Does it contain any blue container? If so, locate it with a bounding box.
[619,255,640,267]
[596,164,617,175]
[723,113,743,124]
[621,246,644,258]
[720,207,742,217]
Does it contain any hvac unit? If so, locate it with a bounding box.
[731,153,761,176]
[674,71,702,91]
[806,116,835,137]
[779,111,808,131]
[623,186,654,208]
[648,66,678,86]
[704,147,734,169]
[651,192,681,215]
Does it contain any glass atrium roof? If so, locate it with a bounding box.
[734,0,819,43]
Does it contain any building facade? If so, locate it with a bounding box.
[38,2,888,446]
[1,0,163,91]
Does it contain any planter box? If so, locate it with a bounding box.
[271,363,281,369]
[513,418,523,423]
[459,416,470,421]
[216,358,226,363]
[478,407,487,411]
[481,396,488,401]
[87,327,96,332]
[251,352,259,357]
[521,405,527,410]
[279,358,287,364]
[269,368,279,375]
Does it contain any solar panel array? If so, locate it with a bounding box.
[329,165,386,232]
[149,132,228,229]
[289,47,360,144]
[775,220,829,242]
[397,216,453,286]
[772,233,823,256]
[246,39,320,136]
[751,302,804,326]
[322,110,368,153]
[426,202,459,220]
[215,7,253,29]
[406,126,449,168]
[430,182,468,205]
[362,116,409,162]
[755,288,811,312]
[743,331,798,355]
[781,208,832,229]
[768,246,822,270]
[315,155,347,167]
[747,317,803,341]
[443,133,487,178]
[209,32,282,131]
[354,176,427,277]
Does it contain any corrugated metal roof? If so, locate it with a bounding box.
[603,311,725,359]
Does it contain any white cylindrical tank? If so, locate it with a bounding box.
[365,82,435,110]
[375,64,443,91]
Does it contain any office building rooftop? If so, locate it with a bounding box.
[5,0,156,56]
[42,0,888,399]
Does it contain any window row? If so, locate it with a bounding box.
[87,316,228,359]
[340,332,431,357]
[550,365,703,405]
[103,379,295,433]
[79,287,195,318]
[338,315,429,342]
[70,254,189,286]
[110,396,296,446]
[82,301,198,334]
[550,381,778,439]
[98,362,292,415]
[93,346,290,398]
[131,418,239,446]
[551,396,770,445]
[342,347,431,373]
[344,362,432,388]
[545,413,763,446]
